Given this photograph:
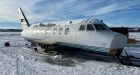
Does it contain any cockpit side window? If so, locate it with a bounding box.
[103,24,110,30]
[87,24,94,31]
[79,25,86,31]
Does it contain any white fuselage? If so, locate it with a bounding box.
[21,19,127,54]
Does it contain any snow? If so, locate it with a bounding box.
[0,32,140,75]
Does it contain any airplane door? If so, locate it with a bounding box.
[76,24,87,45]
[76,24,95,45]
[63,26,74,43]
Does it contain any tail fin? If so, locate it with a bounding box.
[17,8,30,29]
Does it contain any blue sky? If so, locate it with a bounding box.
[0,0,140,29]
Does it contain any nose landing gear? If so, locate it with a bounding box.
[110,49,134,66]
[110,49,123,64]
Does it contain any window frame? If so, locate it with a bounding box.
[65,27,70,35]
[86,24,95,31]
[58,28,63,35]
[79,25,86,31]
[53,28,57,34]
[94,24,107,30]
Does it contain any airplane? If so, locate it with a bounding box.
[17,8,127,60]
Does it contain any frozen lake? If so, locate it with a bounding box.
[129,32,140,41]
[0,32,20,35]
[0,32,140,75]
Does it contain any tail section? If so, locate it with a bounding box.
[17,8,30,29]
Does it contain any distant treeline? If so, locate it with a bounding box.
[0,29,22,32]
[110,27,140,32]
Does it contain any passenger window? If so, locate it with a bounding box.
[65,28,70,35]
[59,28,63,35]
[87,24,94,31]
[79,25,86,31]
[53,28,57,34]
[45,32,49,38]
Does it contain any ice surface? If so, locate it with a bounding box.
[129,32,140,41]
[0,32,140,75]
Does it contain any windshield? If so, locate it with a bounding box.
[94,24,109,30]
[87,24,95,31]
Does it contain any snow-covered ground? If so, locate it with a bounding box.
[0,32,140,75]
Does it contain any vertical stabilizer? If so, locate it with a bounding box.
[17,8,30,29]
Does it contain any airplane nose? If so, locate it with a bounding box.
[110,34,128,56]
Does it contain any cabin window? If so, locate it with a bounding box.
[79,25,86,31]
[94,24,106,30]
[59,28,63,35]
[45,32,49,38]
[53,28,57,34]
[87,24,94,31]
[65,28,70,35]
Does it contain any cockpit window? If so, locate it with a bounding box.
[87,24,94,31]
[79,25,86,31]
[103,24,110,30]
[94,24,107,30]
